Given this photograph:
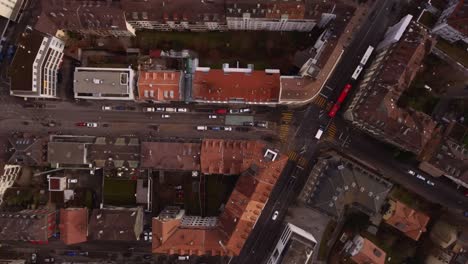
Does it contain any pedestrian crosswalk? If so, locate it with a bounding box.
[279,112,293,143]
[324,121,337,141]
[312,96,328,108]
[287,150,299,161]
[287,150,309,169]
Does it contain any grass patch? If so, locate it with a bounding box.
[317,220,337,261]
[436,39,468,67]
[418,11,437,28]
[135,30,318,72]
[103,178,136,206]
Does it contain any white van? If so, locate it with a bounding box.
[165,107,176,112]
[315,128,324,139]
[197,126,207,131]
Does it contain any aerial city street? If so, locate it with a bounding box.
[0,0,466,263]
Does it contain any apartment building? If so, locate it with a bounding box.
[432,0,468,43]
[0,0,25,21]
[9,29,65,98]
[35,0,135,37]
[344,17,437,155]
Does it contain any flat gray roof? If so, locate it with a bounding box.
[74,68,131,95]
[48,142,88,166]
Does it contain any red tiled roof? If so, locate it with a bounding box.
[193,69,280,103]
[351,237,386,264]
[137,70,182,102]
[59,208,88,245]
[384,200,430,241]
[153,139,288,256]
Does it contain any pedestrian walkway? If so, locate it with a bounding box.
[279,111,293,143]
[324,121,337,141]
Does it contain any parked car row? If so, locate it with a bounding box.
[407,170,435,186]
[76,122,98,128]
[143,107,188,113]
[243,121,268,128]
[215,108,251,114]
[102,105,136,111]
[196,126,232,131]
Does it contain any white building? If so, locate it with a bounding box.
[432,0,468,43]
[0,164,21,205]
[266,223,317,264]
[0,0,24,21]
[9,30,65,98]
[73,67,135,101]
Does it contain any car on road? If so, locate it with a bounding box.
[407,170,416,176]
[68,179,78,184]
[426,180,435,186]
[76,122,86,127]
[161,114,170,119]
[177,108,188,112]
[65,251,77,256]
[416,174,426,181]
[243,122,254,126]
[272,210,279,221]
[143,254,152,260]
[255,121,268,128]
[197,126,208,131]
[222,126,232,131]
[165,107,177,112]
[156,107,165,112]
[211,126,221,131]
[240,108,251,113]
[114,106,126,111]
[229,109,240,114]
[215,109,227,114]
[208,115,217,119]
[44,257,55,263]
[144,107,155,112]
[178,256,190,260]
[86,122,98,128]
[101,106,112,111]
[464,211,468,217]
[236,127,251,132]
[31,253,37,263]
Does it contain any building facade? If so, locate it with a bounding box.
[10,30,64,98]
[432,0,468,43]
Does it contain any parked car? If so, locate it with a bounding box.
[416,174,426,181]
[143,254,153,260]
[31,253,37,264]
[75,122,86,127]
[114,106,126,111]
[236,127,251,132]
[65,251,77,256]
[101,106,112,111]
[86,122,98,128]
[426,180,435,186]
[229,109,240,114]
[215,109,227,114]
[161,114,170,119]
[197,126,208,131]
[44,257,55,263]
[144,107,155,112]
[68,179,78,184]
[178,256,190,260]
[272,210,279,220]
[222,126,232,131]
[255,121,268,128]
[165,107,176,112]
[240,108,251,113]
[177,108,188,112]
[211,126,221,131]
[407,170,416,176]
[243,121,254,126]
[208,115,217,119]
[156,107,165,112]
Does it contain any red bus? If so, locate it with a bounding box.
[337,84,352,104]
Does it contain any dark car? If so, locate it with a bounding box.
[215,109,227,114]
[143,254,152,260]
[236,127,251,132]
[243,122,254,126]
[114,106,126,111]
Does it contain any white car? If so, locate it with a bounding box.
[101,106,112,111]
[144,107,155,112]
[222,126,232,131]
[407,170,416,176]
[178,256,190,260]
[68,179,78,183]
[240,108,251,113]
[177,108,188,112]
[86,122,98,128]
[156,107,165,112]
[209,115,217,119]
[426,180,435,186]
[416,174,426,181]
[161,114,170,119]
[272,210,279,220]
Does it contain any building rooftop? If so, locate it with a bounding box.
[35,0,130,36]
[348,235,386,264]
[140,142,201,171]
[0,209,55,242]
[225,0,307,19]
[383,199,430,241]
[59,208,88,245]
[47,142,88,167]
[193,66,281,104]
[302,152,393,218]
[88,207,143,241]
[0,0,24,20]
[153,140,288,256]
[447,0,468,36]
[137,70,182,102]
[121,0,226,23]
[7,136,48,166]
[9,30,44,96]
[74,67,133,96]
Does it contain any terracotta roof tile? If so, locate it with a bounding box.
[383,200,430,241]
[351,237,386,264]
[137,70,182,102]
